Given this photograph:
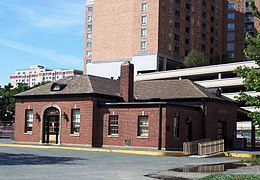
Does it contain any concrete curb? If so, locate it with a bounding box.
[0,143,184,156]
[224,152,260,158]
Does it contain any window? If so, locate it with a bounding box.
[88,16,92,22]
[88,7,93,13]
[88,24,92,31]
[87,42,92,48]
[228,3,235,10]
[87,33,92,39]
[173,116,179,138]
[87,50,92,57]
[142,3,147,12]
[109,115,118,135]
[141,15,147,24]
[228,13,235,20]
[71,109,80,134]
[141,41,146,50]
[25,110,33,132]
[227,43,235,51]
[141,28,147,37]
[227,32,235,41]
[227,23,235,30]
[138,116,148,137]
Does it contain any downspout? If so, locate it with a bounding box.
[158,105,162,150]
[202,100,206,139]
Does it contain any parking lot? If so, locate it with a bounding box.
[0,142,253,180]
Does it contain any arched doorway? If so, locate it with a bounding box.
[42,107,60,144]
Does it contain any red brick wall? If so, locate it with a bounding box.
[165,107,202,150]
[14,98,95,146]
[99,107,162,148]
[204,101,237,147]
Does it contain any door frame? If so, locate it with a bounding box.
[41,106,61,145]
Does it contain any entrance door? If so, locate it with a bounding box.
[218,121,227,145]
[42,107,60,144]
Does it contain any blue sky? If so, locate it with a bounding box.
[0,0,86,87]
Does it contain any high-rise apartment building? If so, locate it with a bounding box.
[224,0,260,62]
[84,0,260,78]
[10,65,83,87]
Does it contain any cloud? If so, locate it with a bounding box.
[0,38,82,66]
[0,0,85,31]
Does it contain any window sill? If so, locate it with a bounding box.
[108,135,119,138]
[70,134,80,137]
[24,132,32,135]
[137,136,149,139]
[173,137,181,140]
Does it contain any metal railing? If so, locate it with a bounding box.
[183,139,210,155]
[198,139,224,156]
[0,125,14,139]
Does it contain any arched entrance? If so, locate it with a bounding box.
[42,107,60,144]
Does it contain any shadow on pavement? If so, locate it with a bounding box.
[0,152,86,166]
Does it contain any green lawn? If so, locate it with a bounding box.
[200,174,260,180]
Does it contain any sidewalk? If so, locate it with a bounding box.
[0,139,259,158]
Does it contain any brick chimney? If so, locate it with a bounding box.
[120,61,134,102]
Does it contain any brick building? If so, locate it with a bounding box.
[84,0,260,80]
[14,62,237,149]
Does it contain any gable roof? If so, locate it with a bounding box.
[134,79,224,100]
[15,75,120,97]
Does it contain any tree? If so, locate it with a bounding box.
[0,81,50,125]
[183,50,207,67]
[234,0,260,133]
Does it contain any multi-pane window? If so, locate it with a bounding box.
[142,3,147,12]
[138,116,149,137]
[141,41,146,50]
[227,43,235,51]
[87,33,92,39]
[88,24,92,31]
[227,23,235,30]
[25,110,33,132]
[141,28,147,37]
[87,42,92,48]
[173,116,179,138]
[141,16,147,24]
[88,7,93,13]
[228,3,235,10]
[88,16,92,22]
[228,13,235,20]
[227,32,234,41]
[71,109,80,134]
[109,115,118,135]
[87,50,92,57]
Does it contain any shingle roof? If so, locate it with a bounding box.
[16,75,120,97]
[134,79,224,100]
[16,76,228,102]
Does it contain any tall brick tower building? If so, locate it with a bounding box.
[84,0,260,78]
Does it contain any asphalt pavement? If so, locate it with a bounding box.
[0,141,258,180]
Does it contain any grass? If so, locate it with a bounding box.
[199,174,260,180]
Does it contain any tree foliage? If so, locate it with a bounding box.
[0,81,50,124]
[234,0,260,132]
[183,50,207,67]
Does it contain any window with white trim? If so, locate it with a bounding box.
[25,110,33,132]
[109,115,118,135]
[138,116,149,137]
[71,109,80,134]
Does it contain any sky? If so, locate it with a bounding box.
[0,0,86,87]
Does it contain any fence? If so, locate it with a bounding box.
[198,139,224,156]
[0,125,14,139]
[183,139,210,155]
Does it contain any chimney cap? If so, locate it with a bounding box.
[121,61,132,66]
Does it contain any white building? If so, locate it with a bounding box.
[10,65,83,87]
